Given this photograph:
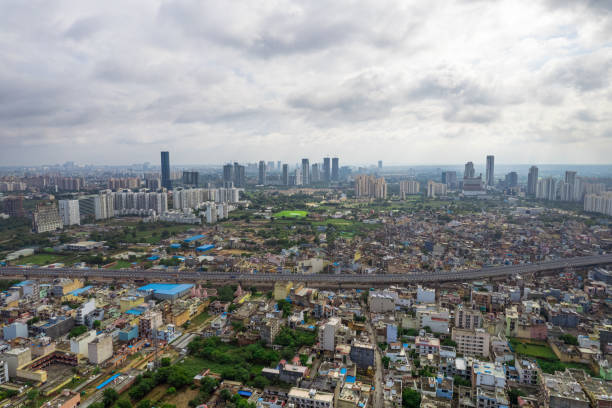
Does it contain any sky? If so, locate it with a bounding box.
[1,0,611,166]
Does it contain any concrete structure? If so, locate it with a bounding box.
[288,387,333,408]
[139,310,163,339]
[486,155,495,187]
[331,157,339,181]
[527,165,539,195]
[400,180,420,198]
[3,322,28,340]
[161,151,171,189]
[541,372,589,408]
[58,200,80,226]
[417,286,436,303]
[1,347,31,377]
[301,159,310,185]
[350,341,375,369]
[88,334,113,364]
[427,181,447,198]
[369,292,395,313]
[454,305,482,330]
[47,390,80,408]
[0,361,8,384]
[258,161,267,185]
[452,328,490,357]
[321,317,340,352]
[33,201,63,233]
[70,330,97,356]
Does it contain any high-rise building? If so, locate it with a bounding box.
[331,157,339,181]
[277,161,281,171]
[58,200,80,226]
[486,155,495,187]
[223,164,234,186]
[323,157,331,182]
[233,163,245,188]
[355,175,387,199]
[258,161,267,185]
[427,181,447,198]
[311,163,320,183]
[464,162,475,179]
[400,180,420,199]
[33,201,63,233]
[182,171,199,187]
[536,177,557,201]
[161,151,171,189]
[267,161,275,171]
[527,166,538,195]
[505,172,518,188]
[2,196,25,218]
[282,164,289,186]
[294,167,302,186]
[378,160,383,169]
[301,159,310,185]
[441,171,457,190]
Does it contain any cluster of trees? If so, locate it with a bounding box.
[216,285,236,302]
[187,337,276,386]
[402,388,421,408]
[276,299,293,317]
[274,327,317,360]
[128,360,191,402]
[188,377,219,407]
[559,334,579,346]
[0,217,53,252]
[69,325,88,338]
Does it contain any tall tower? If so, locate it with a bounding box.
[258,161,266,185]
[331,157,339,181]
[378,160,383,170]
[323,157,331,182]
[486,155,495,187]
[301,159,310,185]
[464,162,475,179]
[527,166,538,195]
[160,151,170,189]
[223,164,234,186]
[282,164,289,186]
[233,162,245,188]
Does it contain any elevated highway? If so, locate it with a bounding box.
[1,254,611,284]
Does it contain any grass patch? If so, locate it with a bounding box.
[12,253,75,266]
[509,338,557,360]
[273,210,308,218]
[190,311,210,326]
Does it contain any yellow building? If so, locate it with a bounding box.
[169,307,190,327]
[119,296,144,312]
[274,281,293,301]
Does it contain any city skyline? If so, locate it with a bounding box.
[1,1,612,165]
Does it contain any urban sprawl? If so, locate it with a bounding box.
[0,154,611,408]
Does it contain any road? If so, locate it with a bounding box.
[1,253,611,283]
[365,319,384,408]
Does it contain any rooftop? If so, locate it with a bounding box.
[137,283,194,296]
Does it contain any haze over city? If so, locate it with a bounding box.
[1,0,612,165]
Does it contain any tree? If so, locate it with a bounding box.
[116,399,133,408]
[167,386,177,395]
[560,334,578,346]
[402,388,421,408]
[69,325,88,338]
[137,401,152,408]
[102,388,119,407]
[220,389,233,401]
[508,388,525,405]
[161,357,171,367]
[93,320,101,329]
[382,356,391,369]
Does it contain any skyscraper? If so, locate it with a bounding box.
[323,157,331,182]
[282,164,289,186]
[331,157,339,181]
[161,151,171,189]
[527,166,538,195]
[301,159,310,185]
[486,155,495,187]
[258,161,266,185]
[233,162,245,188]
[311,163,320,183]
[378,160,383,169]
[223,164,234,185]
[276,161,281,171]
[464,162,475,179]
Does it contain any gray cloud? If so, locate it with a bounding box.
[0,0,611,165]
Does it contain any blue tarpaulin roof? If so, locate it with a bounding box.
[196,244,214,252]
[169,243,181,249]
[126,309,143,315]
[238,390,252,397]
[97,373,121,390]
[70,286,92,296]
[184,234,205,243]
[137,283,193,296]
[147,255,159,261]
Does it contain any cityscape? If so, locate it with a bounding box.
[1,1,612,408]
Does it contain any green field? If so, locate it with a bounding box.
[12,253,76,266]
[509,339,557,360]
[273,210,308,218]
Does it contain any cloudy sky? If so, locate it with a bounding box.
[1,0,611,166]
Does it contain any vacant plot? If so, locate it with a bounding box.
[509,339,557,360]
[12,253,75,266]
[274,210,308,218]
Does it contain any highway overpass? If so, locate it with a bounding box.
[1,254,611,284]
